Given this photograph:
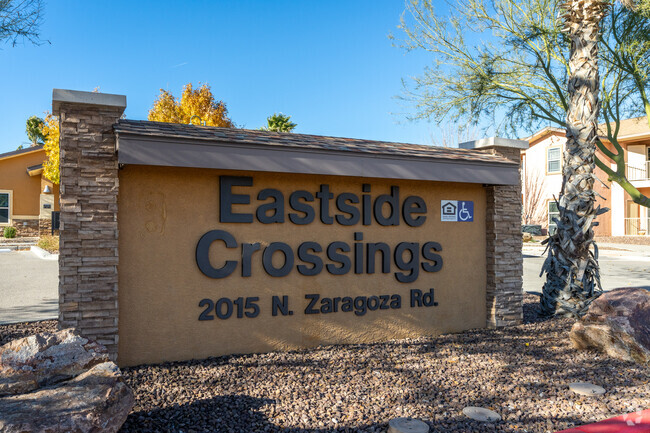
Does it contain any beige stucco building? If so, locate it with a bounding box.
[0,145,60,237]
[522,117,650,237]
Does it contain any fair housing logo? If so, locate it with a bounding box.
[440,200,474,222]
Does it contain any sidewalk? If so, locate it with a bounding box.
[523,241,650,260]
[0,236,38,251]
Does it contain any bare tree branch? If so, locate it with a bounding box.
[522,168,547,225]
[0,0,45,47]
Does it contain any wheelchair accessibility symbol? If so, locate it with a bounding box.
[441,200,474,222]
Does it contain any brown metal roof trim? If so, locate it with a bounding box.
[114,120,520,185]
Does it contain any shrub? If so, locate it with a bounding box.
[3,226,16,238]
[37,235,59,253]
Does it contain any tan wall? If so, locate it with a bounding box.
[117,166,487,367]
[0,150,48,218]
[40,177,60,212]
[593,143,613,237]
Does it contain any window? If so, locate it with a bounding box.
[547,147,561,173]
[0,192,8,224]
[548,201,559,235]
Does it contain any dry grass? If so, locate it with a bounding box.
[37,235,59,254]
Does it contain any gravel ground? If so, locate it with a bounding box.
[1,295,648,433]
[0,320,58,345]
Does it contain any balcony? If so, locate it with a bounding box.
[626,161,650,181]
[624,217,650,235]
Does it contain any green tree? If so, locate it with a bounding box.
[1,0,45,46]
[25,115,45,145]
[399,0,649,316]
[596,4,650,208]
[260,113,297,132]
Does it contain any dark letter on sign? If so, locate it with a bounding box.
[403,196,427,227]
[220,176,253,223]
[297,242,323,276]
[335,193,360,226]
[196,230,238,279]
[422,242,443,272]
[257,189,285,224]
[263,242,295,277]
[326,242,351,275]
[394,242,420,283]
[374,186,400,226]
[289,191,315,225]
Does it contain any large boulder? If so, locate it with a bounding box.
[0,329,134,433]
[0,328,108,396]
[570,288,650,364]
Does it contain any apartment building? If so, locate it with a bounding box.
[0,145,60,237]
[522,117,650,237]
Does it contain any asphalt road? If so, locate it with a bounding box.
[523,242,650,293]
[0,250,58,324]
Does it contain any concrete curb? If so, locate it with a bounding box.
[30,245,59,261]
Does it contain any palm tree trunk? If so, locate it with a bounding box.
[541,0,609,317]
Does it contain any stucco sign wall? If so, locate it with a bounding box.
[117,168,487,366]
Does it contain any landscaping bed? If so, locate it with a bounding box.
[0,236,38,245]
[1,295,648,433]
[36,235,59,254]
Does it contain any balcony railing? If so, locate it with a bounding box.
[624,217,650,236]
[626,161,650,181]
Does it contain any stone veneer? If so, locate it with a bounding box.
[54,90,125,360]
[39,218,52,236]
[481,145,524,327]
[12,219,39,237]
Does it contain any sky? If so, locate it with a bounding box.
[0,0,464,154]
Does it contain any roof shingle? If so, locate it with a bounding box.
[0,145,44,161]
[114,120,515,166]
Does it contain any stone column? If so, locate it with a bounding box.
[461,137,525,327]
[53,89,126,360]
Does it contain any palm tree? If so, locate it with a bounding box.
[540,0,613,317]
[261,113,297,132]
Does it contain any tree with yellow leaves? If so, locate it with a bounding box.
[148,83,234,127]
[41,113,60,184]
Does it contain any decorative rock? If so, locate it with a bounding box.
[0,329,134,433]
[462,406,502,422]
[0,362,134,433]
[569,382,606,396]
[0,328,109,396]
[522,232,533,241]
[570,287,650,364]
[388,417,429,433]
